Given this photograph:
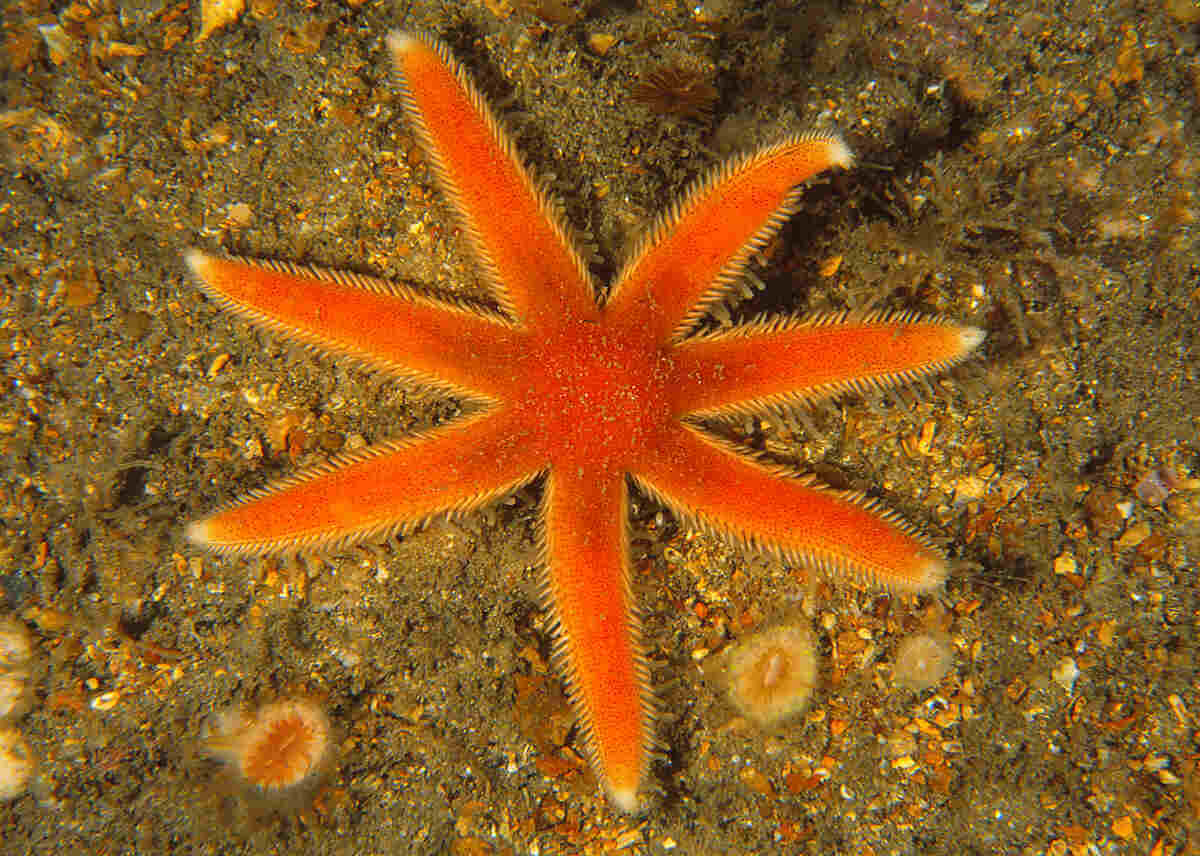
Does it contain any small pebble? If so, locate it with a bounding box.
[586,33,617,56]
[1052,657,1080,693]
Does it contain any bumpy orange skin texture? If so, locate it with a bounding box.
[186,32,983,811]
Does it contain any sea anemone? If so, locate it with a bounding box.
[630,64,719,122]
[722,623,818,726]
[892,632,953,692]
[200,697,334,807]
[0,617,34,724]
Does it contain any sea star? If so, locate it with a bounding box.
[186,31,984,811]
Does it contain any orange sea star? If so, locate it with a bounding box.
[186,31,984,811]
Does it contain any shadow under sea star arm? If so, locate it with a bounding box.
[633,423,948,593]
[186,251,525,401]
[388,32,599,329]
[540,467,652,813]
[669,311,985,417]
[606,135,852,344]
[187,408,544,555]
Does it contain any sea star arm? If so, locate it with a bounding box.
[541,467,651,813]
[633,424,947,592]
[669,312,985,417]
[188,408,544,554]
[606,136,852,344]
[388,32,598,329]
[186,251,524,400]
